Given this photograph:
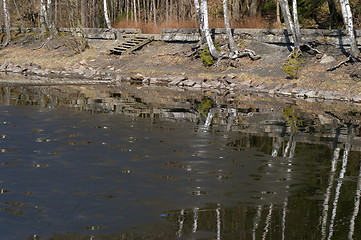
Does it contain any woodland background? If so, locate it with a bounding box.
[1,0,360,33]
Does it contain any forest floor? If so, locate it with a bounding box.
[0,33,361,101]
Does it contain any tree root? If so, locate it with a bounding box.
[326,56,360,71]
[32,40,48,50]
[230,49,261,60]
[301,44,322,55]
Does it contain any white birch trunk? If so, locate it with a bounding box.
[46,0,57,36]
[200,0,219,59]
[339,0,359,58]
[103,0,112,28]
[133,0,137,22]
[222,0,236,53]
[39,0,48,34]
[292,0,301,50]
[2,0,11,46]
[193,0,205,43]
[279,0,300,51]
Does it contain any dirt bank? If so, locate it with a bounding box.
[0,34,361,102]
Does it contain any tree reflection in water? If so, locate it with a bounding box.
[1,85,361,239]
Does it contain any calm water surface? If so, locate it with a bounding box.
[0,85,361,240]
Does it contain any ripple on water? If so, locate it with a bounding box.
[85,225,102,231]
[35,138,52,143]
[3,208,26,216]
[0,149,19,153]
[32,163,49,168]
[0,189,10,194]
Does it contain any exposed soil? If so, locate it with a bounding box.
[1,33,361,98]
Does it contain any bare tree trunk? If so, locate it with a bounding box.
[103,0,112,28]
[193,0,205,43]
[152,0,157,24]
[2,0,11,46]
[233,0,240,21]
[133,0,137,22]
[327,0,337,29]
[39,0,48,34]
[222,0,236,53]
[47,0,57,36]
[279,0,300,51]
[276,0,281,24]
[81,0,88,27]
[250,0,258,15]
[292,0,301,50]
[339,0,359,58]
[200,0,219,59]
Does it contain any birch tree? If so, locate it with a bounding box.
[194,0,219,59]
[103,0,112,28]
[292,0,301,50]
[39,0,57,37]
[47,0,57,36]
[279,0,301,51]
[339,0,359,58]
[1,0,11,46]
[39,0,48,35]
[222,0,236,54]
[193,0,205,43]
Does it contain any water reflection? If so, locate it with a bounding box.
[1,85,361,239]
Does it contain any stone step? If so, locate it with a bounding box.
[110,36,154,55]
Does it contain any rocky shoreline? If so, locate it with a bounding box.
[1,61,361,104]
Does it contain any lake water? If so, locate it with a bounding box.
[0,85,361,240]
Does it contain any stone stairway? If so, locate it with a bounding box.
[110,36,154,55]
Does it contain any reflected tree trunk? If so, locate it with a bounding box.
[226,109,237,131]
[216,204,221,240]
[328,140,351,240]
[321,147,340,240]
[192,207,199,233]
[252,205,262,240]
[282,199,288,240]
[348,161,361,239]
[204,108,216,128]
[271,137,282,157]
[262,204,273,240]
[177,209,185,238]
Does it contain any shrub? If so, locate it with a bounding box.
[200,47,216,67]
[282,50,304,79]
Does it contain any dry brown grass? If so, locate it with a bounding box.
[0,46,98,69]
